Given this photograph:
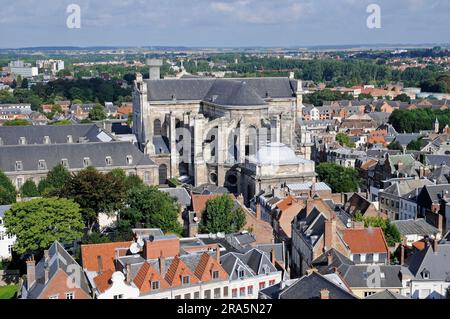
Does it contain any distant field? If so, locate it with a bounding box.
[0,285,18,299]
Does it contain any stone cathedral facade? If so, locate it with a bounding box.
[133,61,315,202]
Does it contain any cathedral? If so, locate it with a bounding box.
[133,60,315,203]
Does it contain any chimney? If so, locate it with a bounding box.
[216,245,221,262]
[97,255,103,274]
[320,289,330,300]
[324,218,337,250]
[146,59,163,80]
[271,248,276,265]
[126,264,131,283]
[352,221,365,230]
[256,204,261,220]
[400,244,405,265]
[433,239,439,254]
[327,252,333,266]
[26,256,36,287]
[159,251,166,276]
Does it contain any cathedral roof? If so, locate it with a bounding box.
[250,142,312,166]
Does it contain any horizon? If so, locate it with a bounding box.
[1,0,449,48]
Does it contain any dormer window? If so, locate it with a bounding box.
[67,135,73,143]
[126,155,133,165]
[15,161,23,171]
[151,281,160,290]
[38,160,47,170]
[182,276,190,285]
[61,159,69,168]
[212,270,220,280]
[83,157,91,168]
[0,137,3,145]
[19,137,26,145]
[105,156,112,166]
[422,269,430,280]
[237,267,245,279]
[43,136,51,144]
[262,265,271,275]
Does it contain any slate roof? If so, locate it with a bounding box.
[220,249,278,281]
[0,141,155,172]
[426,155,450,167]
[392,219,440,237]
[428,165,450,184]
[365,290,409,299]
[404,243,450,281]
[0,124,112,145]
[26,241,91,299]
[381,179,435,197]
[159,187,191,207]
[419,184,450,203]
[145,77,296,105]
[264,272,356,299]
[394,134,422,146]
[0,205,11,219]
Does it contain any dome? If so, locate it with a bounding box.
[250,142,309,166]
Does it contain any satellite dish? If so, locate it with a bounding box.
[130,242,140,254]
[193,217,199,223]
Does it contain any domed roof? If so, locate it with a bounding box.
[250,142,311,166]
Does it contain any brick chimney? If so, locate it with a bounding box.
[320,289,330,300]
[400,244,405,265]
[159,251,166,276]
[26,256,36,287]
[433,239,439,254]
[216,245,221,262]
[256,204,261,220]
[324,218,337,250]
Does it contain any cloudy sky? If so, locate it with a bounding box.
[0,0,449,48]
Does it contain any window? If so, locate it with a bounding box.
[43,136,51,144]
[214,288,221,299]
[0,232,4,240]
[105,156,113,166]
[184,293,191,299]
[373,253,379,263]
[8,245,13,255]
[223,287,229,298]
[239,287,246,297]
[364,291,376,297]
[65,292,74,299]
[151,281,160,291]
[144,172,151,183]
[232,289,238,298]
[113,294,124,299]
[182,275,190,285]
[49,295,58,299]
[126,155,133,165]
[61,159,69,168]
[259,282,266,290]
[175,295,181,299]
[67,135,73,143]
[212,270,220,280]
[19,137,26,145]
[83,157,91,168]
[194,292,200,299]
[247,286,254,296]
[38,160,47,170]
[204,290,211,299]
[16,178,24,189]
[15,161,23,171]
[237,268,245,279]
[360,254,366,263]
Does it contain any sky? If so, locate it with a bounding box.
[0,0,449,48]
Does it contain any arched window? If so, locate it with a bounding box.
[154,119,162,136]
[158,164,168,185]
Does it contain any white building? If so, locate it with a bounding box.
[9,61,38,78]
[0,205,16,260]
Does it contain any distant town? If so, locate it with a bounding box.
[1,45,450,301]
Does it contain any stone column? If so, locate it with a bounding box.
[193,115,207,186]
[169,113,178,178]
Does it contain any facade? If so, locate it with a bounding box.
[8,61,38,78]
[132,63,312,201]
[0,205,15,260]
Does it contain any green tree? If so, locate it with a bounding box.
[4,198,84,254]
[336,132,355,147]
[199,195,246,234]
[0,171,16,205]
[394,93,411,103]
[21,78,29,89]
[45,164,71,193]
[119,185,182,235]
[58,167,127,232]
[316,163,361,193]
[354,213,402,247]
[88,104,107,121]
[407,138,423,151]
[388,141,403,151]
[3,119,31,126]
[20,180,39,198]
[110,168,144,190]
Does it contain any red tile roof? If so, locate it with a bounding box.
[191,194,222,213]
[342,228,389,254]
[93,269,114,293]
[81,241,132,272]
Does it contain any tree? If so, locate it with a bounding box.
[21,78,29,89]
[199,195,246,234]
[336,132,354,148]
[45,164,71,193]
[358,93,373,100]
[20,180,39,198]
[0,171,16,205]
[316,163,361,193]
[4,198,84,254]
[3,119,31,126]
[388,141,403,151]
[407,138,423,151]
[354,213,402,247]
[88,104,107,121]
[58,167,127,232]
[119,185,182,235]
[394,93,411,103]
